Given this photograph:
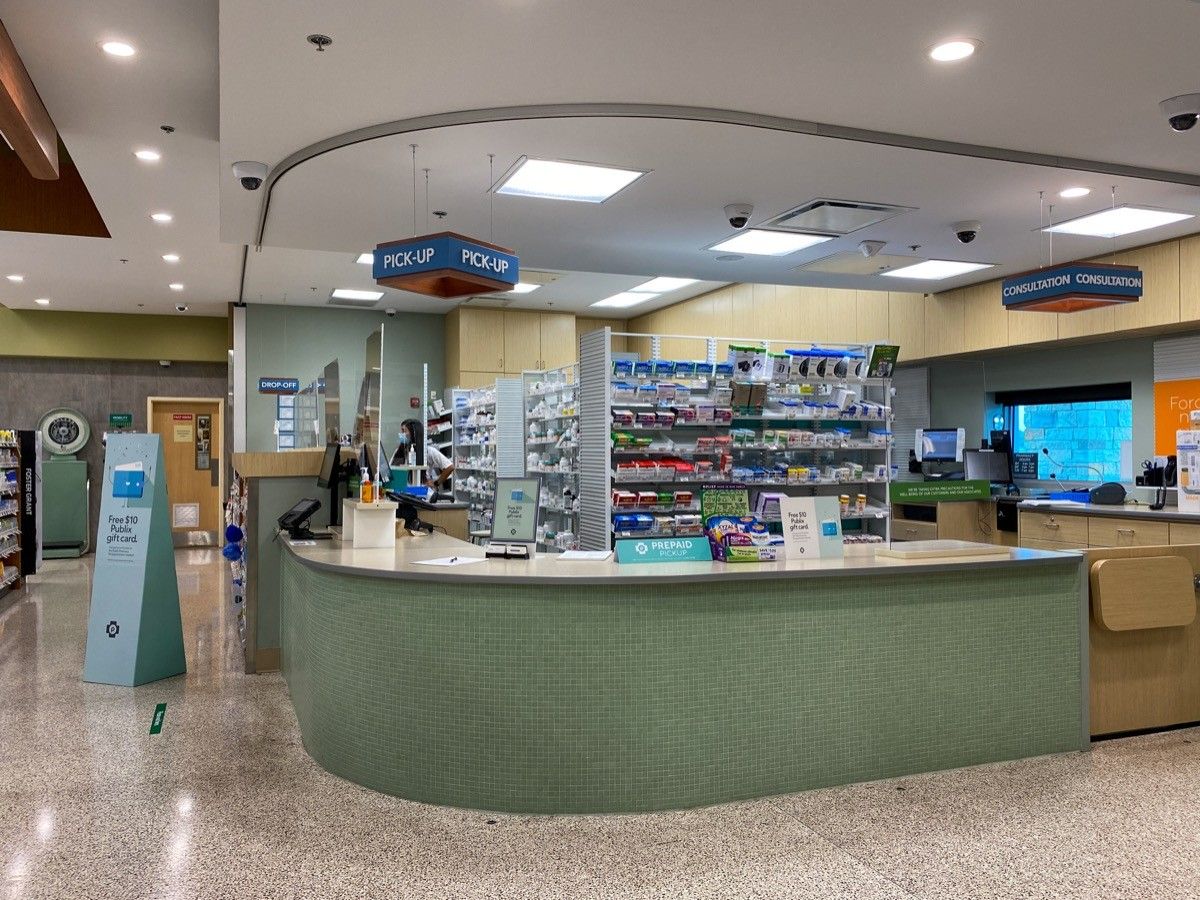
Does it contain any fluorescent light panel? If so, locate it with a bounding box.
[150,212,172,223]
[356,252,374,265]
[632,277,697,293]
[34,298,50,306]
[1042,205,1194,238]
[6,274,24,282]
[591,291,660,309]
[507,283,540,294]
[708,229,833,256]
[331,288,384,301]
[494,157,648,203]
[881,260,993,280]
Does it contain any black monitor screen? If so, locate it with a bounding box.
[316,443,339,489]
[964,450,1011,483]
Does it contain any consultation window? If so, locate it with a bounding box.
[997,384,1133,483]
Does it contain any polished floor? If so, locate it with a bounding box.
[1,555,1199,900]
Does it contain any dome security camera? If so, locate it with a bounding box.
[952,220,981,244]
[385,308,397,318]
[1159,93,1200,132]
[232,160,268,191]
[724,203,754,229]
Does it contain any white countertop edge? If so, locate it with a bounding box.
[281,534,1081,586]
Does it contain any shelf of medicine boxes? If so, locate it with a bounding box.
[607,377,894,540]
[427,398,454,452]
[0,436,20,594]
[524,365,581,552]
[452,387,500,532]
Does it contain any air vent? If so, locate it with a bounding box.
[327,296,380,309]
[796,251,921,276]
[765,199,914,235]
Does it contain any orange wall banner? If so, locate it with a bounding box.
[1154,378,1200,455]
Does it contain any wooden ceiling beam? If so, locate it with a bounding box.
[0,18,58,180]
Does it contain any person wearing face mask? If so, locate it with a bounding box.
[396,418,454,492]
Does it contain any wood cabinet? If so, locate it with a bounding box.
[446,308,582,385]
[887,292,926,361]
[892,501,997,543]
[502,311,541,371]
[1017,510,1089,547]
[1111,242,1180,331]
[1087,516,1169,548]
[1170,522,1200,545]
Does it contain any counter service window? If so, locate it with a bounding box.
[996,383,1132,483]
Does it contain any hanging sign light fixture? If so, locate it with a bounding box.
[373,147,519,299]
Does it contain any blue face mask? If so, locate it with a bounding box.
[399,433,411,446]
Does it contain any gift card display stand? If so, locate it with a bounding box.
[83,433,186,686]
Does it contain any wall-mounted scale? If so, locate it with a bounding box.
[38,407,91,558]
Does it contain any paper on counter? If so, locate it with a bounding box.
[556,550,614,561]
[413,556,488,567]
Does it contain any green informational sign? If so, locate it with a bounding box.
[149,702,166,735]
[615,536,713,564]
[109,413,133,429]
[491,477,541,543]
[867,344,900,379]
[890,480,992,503]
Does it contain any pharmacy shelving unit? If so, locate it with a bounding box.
[0,430,23,600]
[452,378,525,540]
[523,364,580,552]
[578,329,895,552]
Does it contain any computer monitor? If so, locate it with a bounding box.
[316,442,340,489]
[964,449,1012,483]
[916,428,966,462]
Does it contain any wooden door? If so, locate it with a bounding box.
[149,399,222,534]
[459,308,506,372]
[503,310,541,373]
[538,312,576,368]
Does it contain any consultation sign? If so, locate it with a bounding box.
[1002,263,1142,312]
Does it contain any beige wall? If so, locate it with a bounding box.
[627,284,924,363]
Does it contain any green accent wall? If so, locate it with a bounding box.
[0,307,227,362]
[928,336,1157,462]
[281,553,1084,813]
[244,305,444,452]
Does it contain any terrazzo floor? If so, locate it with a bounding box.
[2,554,1199,899]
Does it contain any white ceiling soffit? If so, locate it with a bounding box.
[0,1,238,316]
[239,116,1200,293]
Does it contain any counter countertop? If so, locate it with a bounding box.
[282,533,1080,585]
[1017,501,1200,523]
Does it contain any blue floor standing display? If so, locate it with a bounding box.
[83,434,186,686]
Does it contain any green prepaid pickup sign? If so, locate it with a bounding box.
[890,480,992,503]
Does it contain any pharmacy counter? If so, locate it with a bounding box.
[279,535,1087,813]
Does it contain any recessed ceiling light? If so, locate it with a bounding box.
[331,288,384,301]
[507,283,540,294]
[707,229,833,256]
[493,157,648,203]
[162,253,180,263]
[6,274,24,283]
[591,291,661,309]
[881,260,994,280]
[100,41,136,57]
[1058,187,1091,199]
[168,283,184,291]
[356,252,374,265]
[34,298,50,306]
[632,277,698,293]
[1041,204,1194,238]
[150,212,173,223]
[929,39,978,62]
[134,149,161,162]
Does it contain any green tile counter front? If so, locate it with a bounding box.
[279,540,1085,813]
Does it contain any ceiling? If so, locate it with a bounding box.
[3,0,1200,316]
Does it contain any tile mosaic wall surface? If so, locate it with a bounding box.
[281,554,1082,813]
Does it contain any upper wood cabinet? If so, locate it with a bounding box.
[1111,242,1180,331]
[446,308,583,386]
[887,292,926,362]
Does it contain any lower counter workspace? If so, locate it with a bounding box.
[279,534,1086,814]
